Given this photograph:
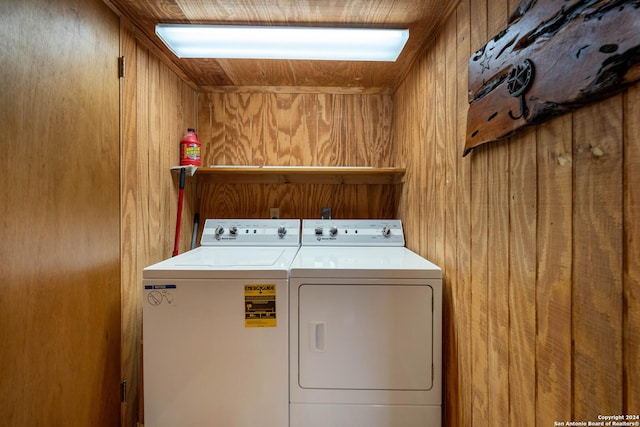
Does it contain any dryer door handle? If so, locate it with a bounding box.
[310,322,325,352]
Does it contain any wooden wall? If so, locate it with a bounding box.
[119,18,198,426]
[197,90,398,219]
[0,0,121,425]
[393,0,640,425]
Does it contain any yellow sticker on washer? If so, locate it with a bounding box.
[244,284,277,327]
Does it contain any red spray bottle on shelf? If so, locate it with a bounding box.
[180,128,201,166]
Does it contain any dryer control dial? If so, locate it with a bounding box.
[215,225,225,240]
[382,226,392,237]
[278,226,287,238]
[315,227,324,236]
[329,226,339,237]
[229,226,238,235]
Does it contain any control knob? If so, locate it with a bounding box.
[278,226,287,238]
[382,226,392,237]
[229,226,238,236]
[329,226,338,237]
[215,225,225,240]
[315,227,323,236]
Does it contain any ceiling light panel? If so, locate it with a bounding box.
[155,25,410,62]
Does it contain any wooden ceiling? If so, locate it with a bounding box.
[107,0,457,90]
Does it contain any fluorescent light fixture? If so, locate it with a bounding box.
[155,24,409,61]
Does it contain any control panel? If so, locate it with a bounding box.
[301,219,405,246]
[200,219,301,246]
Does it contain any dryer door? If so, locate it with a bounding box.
[297,283,433,391]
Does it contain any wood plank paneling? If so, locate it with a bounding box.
[120,18,140,427]
[468,0,490,424]
[442,11,460,426]
[484,2,511,426]
[536,114,573,426]
[624,84,640,416]
[197,91,396,221]
[123,1,640,425]
[119,22,198,426]
[508,126,537,427]
[0,0,121,425]
[393,0,639,425]
[573,96,624,420]
[453,1,473,425]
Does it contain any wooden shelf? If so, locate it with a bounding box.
[172,166,405,185]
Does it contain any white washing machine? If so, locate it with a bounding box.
[142,219,300,427]
[289,219,442,427]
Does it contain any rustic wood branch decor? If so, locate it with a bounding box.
[464,0,640,156]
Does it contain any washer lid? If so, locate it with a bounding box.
[143,246,299,279]
[290,246,441,279]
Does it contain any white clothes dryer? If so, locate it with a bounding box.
[289,219,442,427]
[142,219,300,427]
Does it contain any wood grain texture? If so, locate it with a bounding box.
[106,0,459,89]
[0,0,121,425]
[442,12,461,426]
[624,84,640,416]
[120,18,140,427]
[453,1,473,425]
[197,184,399,221]
[112,0,639,423]
[508,126,537,427]
[536,114,573,426]
[573,96,624,420]
[393,0,639,425]
[119,26,198,426]
[469,0,490,425]
[485,2,511,425]
[196,90,396,222]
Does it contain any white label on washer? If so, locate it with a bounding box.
[144,284,177,307]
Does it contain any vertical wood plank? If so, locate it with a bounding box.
[120,17,140,427]
[136,46,151,286]
[442,9,460,426]
[422,46,435,256]
[484,0,511,422]
[147,53,164,259]
[161,65,176,255]
[432,27,446,266]
[623,85,640,414]
[454,1,473,425]
[536,114,573,425]
[487,137,511,426]
[392,75,410,230]
[469,0,490,424]
[573,96,624,419]
[508,126,537,427]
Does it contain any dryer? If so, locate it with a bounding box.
[289,219,442,427]
[142,219,300,427]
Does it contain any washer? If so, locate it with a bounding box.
[289,219,442,427]
[143,219,300,427]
